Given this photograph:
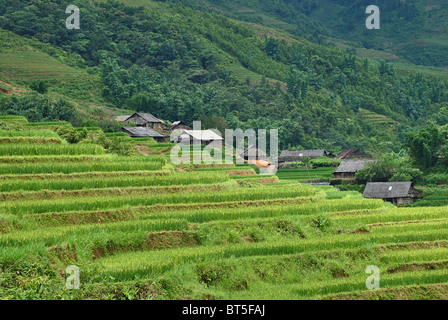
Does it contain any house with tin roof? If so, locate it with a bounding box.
[123,113,164,130]
[363,182,422,205]
[337,149,372,160]
[277,149,335,163]
[333,159,374,181]
[121,127,166,142]
[175,129,223,147]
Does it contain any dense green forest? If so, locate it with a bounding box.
[172,0,448,67]
[0,0,447,154]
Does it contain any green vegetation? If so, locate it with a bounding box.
[1,0,448,301]
[355,152,423,184]
[0,122,446,300]
[410,187,448,207]
[1,0,447,154]
[276,167,335,182]
[175,0,448,68]
[0,144,104,156]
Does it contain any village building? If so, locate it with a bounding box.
[114,115,131,122]
[170,121,192,131]
[121,127,166,142]
[337,148,372,160]
[175,129,223,147]
[240,145,268,161]
[362,181,422,205]
[333,159,374,181]
[123,113,164,130]
[277,149,335,163]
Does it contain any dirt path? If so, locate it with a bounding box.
[0,80,22,95]
[134,145,149,156]
[160,148,172,156]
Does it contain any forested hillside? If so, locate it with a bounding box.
[173,0,448,68]
[0,0,447,154]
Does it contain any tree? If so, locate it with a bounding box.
[286,67,308,100]
[125,93,157,113]
[405,122,441,169]
[356,153,422,184]
[1,94,75,123]
[29,80,50,94]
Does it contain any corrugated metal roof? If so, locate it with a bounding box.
[125,113,162,123]
[122,127,164,138]
[240,144,268,159]
[137,113,162,123]
[337,149,372,159]
[179,130,223,141]
[114,115,131,121]
[278,149,327,160]
[333,159,374,173]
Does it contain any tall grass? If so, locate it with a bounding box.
[0,115,28,123]
[0,158,166,174]
[24,121,69,127]
[94,227,448,281]
[0,144,105,156]
[0,185,316,215]
[0,130,60,138]
[0,137,63,144]
[0,171,229,192]
[0,155,110,164]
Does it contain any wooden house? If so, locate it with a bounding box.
[333,159,373,181]
[363,182,422,205]
[240,145,268,161]
[170,121,192,131]
[121,127,166,142]
[123,113,163,130]
[114,115,131,122]
[277,149,334,163]
[337,149,372,160]
[176,129,223,147]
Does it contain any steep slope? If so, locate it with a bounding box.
[0,0,447,154]
[0,28,129,121]
[173,0,448,68]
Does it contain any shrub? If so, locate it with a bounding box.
[29,80,50,94]
[423,173,448,185]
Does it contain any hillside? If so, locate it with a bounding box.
[0,119,448,300]
[0,28,131,123]
[174,0,448,68]
[1,1,448,302]
[0,0,447,155]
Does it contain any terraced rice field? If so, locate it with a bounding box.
[276,168,335,182]
[358,108,400,127]
[1,125,448,300]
